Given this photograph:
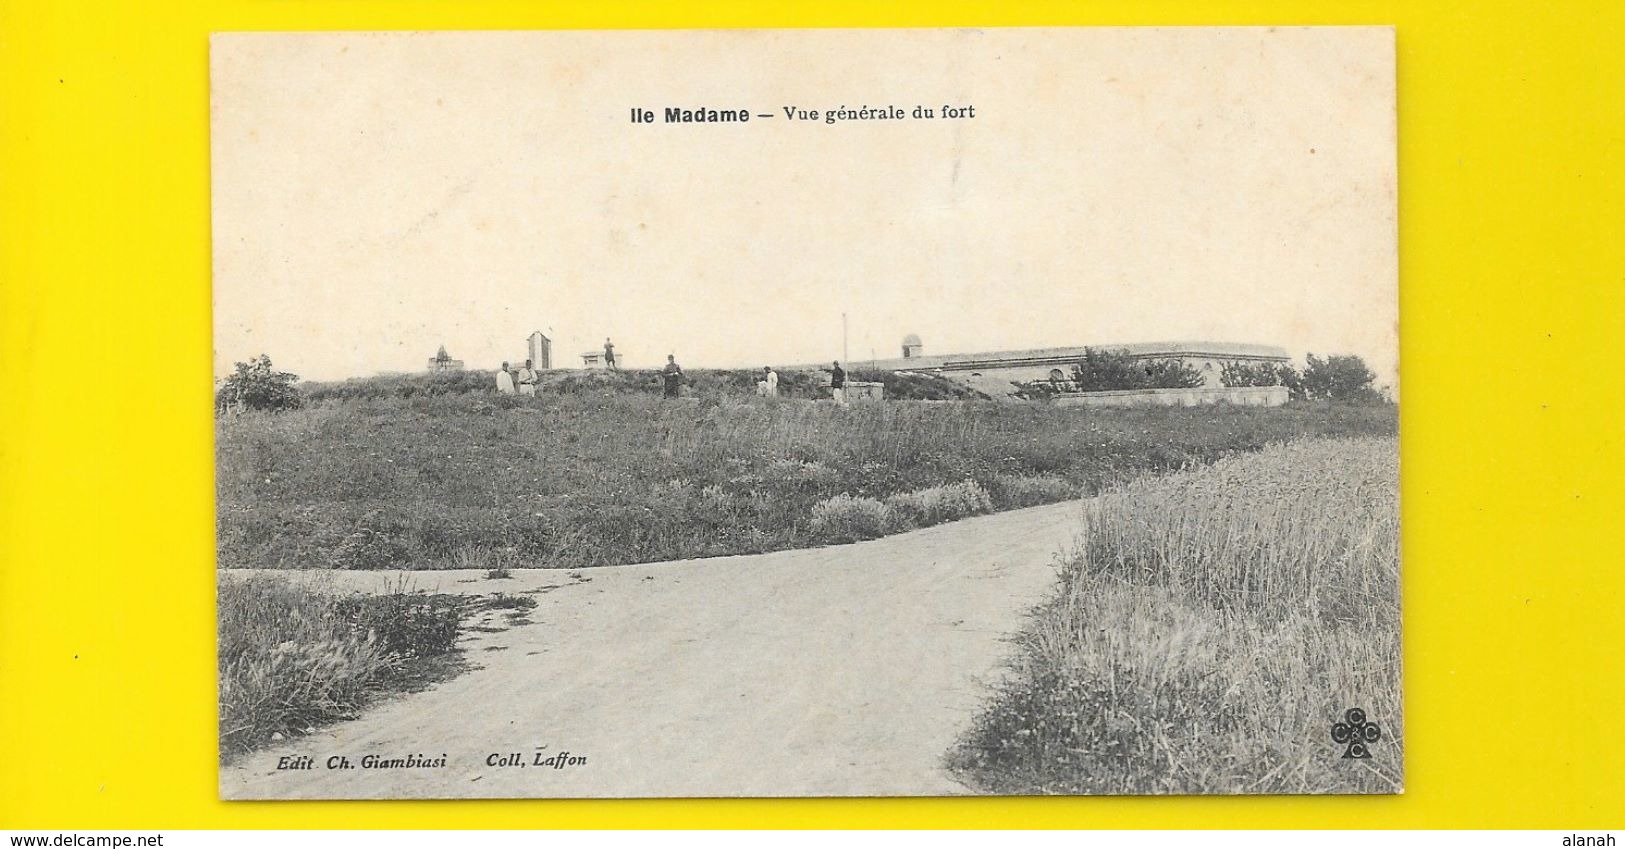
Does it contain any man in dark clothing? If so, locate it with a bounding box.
[830,361,847,404]
[603,338,618,371]
[661,354,684,398]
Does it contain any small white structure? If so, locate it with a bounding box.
[527,332,552,370]
[581,349,624,369]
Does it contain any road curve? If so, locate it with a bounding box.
[220,499,1084,799]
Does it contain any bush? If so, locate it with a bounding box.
[1069,347,1204,392]
[1223,355,1384,403]
[809,494,890,542]
[1137,357,1207,390]
[1302,353,1382,403]
[217,355,302,413]
[884,481,994,529]
[1220,360,1300,392]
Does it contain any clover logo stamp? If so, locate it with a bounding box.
[1332,708,1381,759]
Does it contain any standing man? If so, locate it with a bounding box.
[604,338,618,371]
[661,354,684,399]
[764,366,779,398]
[495,362,516,395]
[517,359,538,397]
[830,361,846,405]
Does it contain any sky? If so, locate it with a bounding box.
[212,28,1397,387]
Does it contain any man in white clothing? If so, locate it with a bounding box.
[516,359,538,396]
[495,362,516,395]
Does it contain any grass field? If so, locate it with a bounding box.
[217,369,1395,572]
[948,437,1401,794]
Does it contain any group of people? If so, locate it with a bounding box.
[754,361,848,403]
[495,351,687,399]
[494,359,540,396]
[495,354,848,403]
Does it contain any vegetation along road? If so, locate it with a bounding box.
[221,498,1084,799]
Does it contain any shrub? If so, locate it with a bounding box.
[884,481,994,529]
[809,494,890,542]
[1069,347,1204,392]
[1221,360,1287,387]
[1137,358,1206,390]
[1302,353,1382,403]
[1221,360,1307,400]
[217,354,302,413]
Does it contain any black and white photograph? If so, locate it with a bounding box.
[211,27,1400,799]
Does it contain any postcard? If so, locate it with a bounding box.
[212,27,1398,798]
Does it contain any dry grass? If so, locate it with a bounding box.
[950,437,1401,794]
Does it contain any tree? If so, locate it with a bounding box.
[1221,360,1306,400]
[216,354,302,412]
[1138,357,1206,390]
[1069,347,1204,392]
[1301,353,1380,402]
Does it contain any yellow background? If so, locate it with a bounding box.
[2,0,1621,829]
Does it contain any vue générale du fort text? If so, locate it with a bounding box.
[630,104,978,124]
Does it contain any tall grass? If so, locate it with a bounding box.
[949,437,1401,794]
[218,390,1396,571]
[217,575,474,760]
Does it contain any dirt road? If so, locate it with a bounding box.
[220,500,1084,799]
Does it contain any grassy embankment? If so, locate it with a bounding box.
[218,575,538,760]
[218,369,1396,571]
[949,437,1401,795]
